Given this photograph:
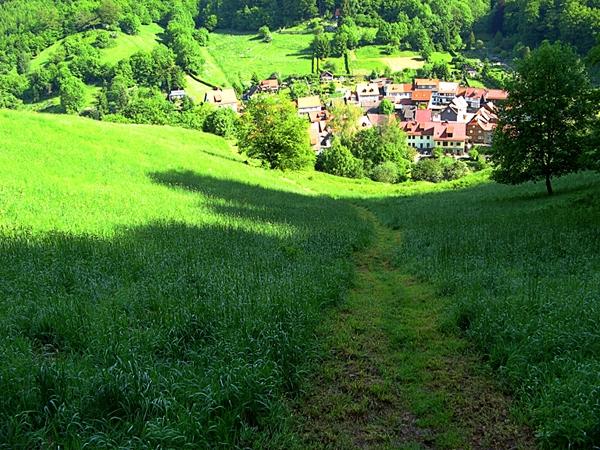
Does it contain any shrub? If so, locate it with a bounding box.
[93,31,114,49]
[379,99,394,115]
[412,158,443,182]
[258,25,272,43]
[468,148,479,161]
[59,75,86,114]
[441,158,470,181]
[371,161,399,183]
[203,107,238,138]
[120,14,141,35]
[316,141,364,179]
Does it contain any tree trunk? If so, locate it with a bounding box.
[545,174,553,195]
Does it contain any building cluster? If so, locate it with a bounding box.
[191,75,508,156]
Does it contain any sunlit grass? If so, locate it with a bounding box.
[0,110,372,447]
[364,171,600,448]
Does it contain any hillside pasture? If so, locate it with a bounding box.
[30,23,163,71]
[204,31,315,85]
[364,172,600,448]
[0,110,372,448]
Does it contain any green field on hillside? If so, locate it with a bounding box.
[201,31,451,85]
[364,172,600,448]
[1,109,599,448]
[0,110,374,448]
[30,23,163,71]
[203,31,315,85]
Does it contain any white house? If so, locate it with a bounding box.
[356,83,381,108]
[383,83,412,101]
[432,82,458,106]
[297,95,322,115]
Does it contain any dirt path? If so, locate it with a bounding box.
[295,207,534,449]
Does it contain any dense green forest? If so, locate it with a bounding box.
[1,0,598,73]
[0,0,598,113]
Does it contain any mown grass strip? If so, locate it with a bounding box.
[295,206,533,449]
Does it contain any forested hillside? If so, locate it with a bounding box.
[489,0,600,54]
[0,0,598,112]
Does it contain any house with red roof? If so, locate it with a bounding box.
[383,83,413,101]
[204,88,239,112]
[400,120,468,154]
[414,78,440,91]
[411,90,432,108]
[260,78,280,93]
[467,106,499,145]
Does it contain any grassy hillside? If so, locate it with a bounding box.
[200,31,452,85]
[364,172,600,448]
[30,23,163,71]
[2,109,599,448]
[0,110,373,448]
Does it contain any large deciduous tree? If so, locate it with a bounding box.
[491,42,598,195]
[238,95,316,170]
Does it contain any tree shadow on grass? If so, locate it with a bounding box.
[148,169,339,230]
[0,172,369,448]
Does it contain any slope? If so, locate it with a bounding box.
[0,110,373,448]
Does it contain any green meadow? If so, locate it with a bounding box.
[363,172,600,448]
[1,110,599,448]
[0,110,373,447]
[30,23,164,71]
[200,31,450,86]
[203,31,315,85]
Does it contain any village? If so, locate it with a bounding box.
[192,72,508,158]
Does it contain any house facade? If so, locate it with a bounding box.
[356,83,381,108]
[204,89,239,112]
[431,82,458,106]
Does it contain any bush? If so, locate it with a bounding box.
[59,75,86,114]
[441,158,470,181]
[194,28,209,47]
[379,99,394,115]
[371,161,399,183]
[93,31,114,49]
[120,14,141,35]
[316,141,364,179]
[412,158,443,182]
[258,25,272,43]
[204,107,238,138]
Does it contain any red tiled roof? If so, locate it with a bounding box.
[412,90,432,101]
[260,79,279,89]
[400,121,467,141]
[486,89,508,101]
[415,109,432,122]
[414,78,440,88]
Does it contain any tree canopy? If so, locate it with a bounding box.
[491,42,599,195]
[237,95,316,170]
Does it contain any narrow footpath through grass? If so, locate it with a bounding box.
[295,206,534,449]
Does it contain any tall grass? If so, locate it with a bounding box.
[364,173,600,448]
[0,111,372,447]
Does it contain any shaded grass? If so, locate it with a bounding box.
[362,172,600,448]
[0,110,372,448]
[295,207,533,449]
